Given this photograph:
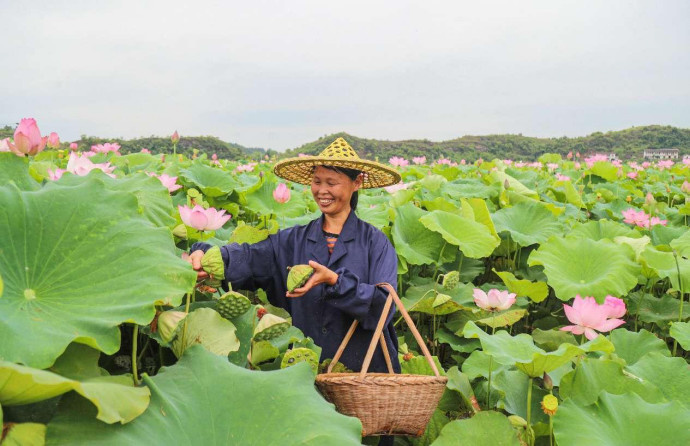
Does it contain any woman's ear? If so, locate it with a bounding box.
[353,173,364,191]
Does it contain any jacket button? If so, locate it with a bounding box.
[322,327,328,334]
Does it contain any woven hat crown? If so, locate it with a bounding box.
[318,137,361,160]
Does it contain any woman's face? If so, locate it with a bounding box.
[311,166,362,217]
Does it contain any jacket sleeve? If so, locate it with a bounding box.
[190,238,279,295]
[322,236,398,331]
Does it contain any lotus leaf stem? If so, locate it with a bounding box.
[672,251,684,356]
[526,377,533,429]
[132,324,140,386]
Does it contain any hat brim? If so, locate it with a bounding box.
[273,156,402,189]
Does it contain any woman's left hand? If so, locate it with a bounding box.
[286,260,338,298]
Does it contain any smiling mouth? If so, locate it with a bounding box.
[318,198,334,206]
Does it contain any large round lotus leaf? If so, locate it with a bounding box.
[626,352,690,409]
[46,346,362,445]
[464,198,499,238]
[589,161,619,182]
[608,329,670,365]
[462,321,614,378]
[0,179,196,368]
[568,219,639,241]
[442,179,500,200]
[2,422,46,446]
[228,221,269,244]
[670,322,690,350]
[629,293,681,326]
[494,270,548,303]
[179,163,240,197]
[491,370,549,425]
[431,411,520,446]
[476,309,527,329]
[528,236,639,301]
[492,201,563,247]
[490,170,538,199]
[243,180,307,218]
[392,203,447,265]
[559,358,664,406]
[49,172,176,228]
[640,245,690,291]
[0,152,40,191]
[171,308,240,358]
[670,230,690,258]
[419,210,499,259]
[554,392,690,446]
[461,350,510,380]
[355,204,389,229]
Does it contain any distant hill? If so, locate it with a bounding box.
[2,124,688,161]
[285,125,690,161]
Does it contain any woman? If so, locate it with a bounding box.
[185,137,403,373]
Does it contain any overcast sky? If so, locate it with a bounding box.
[2,0,689,150]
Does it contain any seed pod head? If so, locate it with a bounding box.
[201,246,224,287]
[442,271,460,290]
[216,291,251,319]
[280,348,319,375]
[253,313,290,341]
[158,311,187,343]
[173,224,188,239]
[286,264,314,292]
[319,358,353,374]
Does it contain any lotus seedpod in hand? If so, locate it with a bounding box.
[319,358,353,374]
[442,270,460,290]
[280,347,319,375]
[287,264,314,292]
[158,311,188,343]
[253,314,290,341]
[216,291,251,319]
[201,246,224,287]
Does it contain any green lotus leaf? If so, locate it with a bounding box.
[464,198,499,238]
[445,366,478,410]
[528,236,639,301]
[0,179,196,368]
[411,410,450,446]
[388,187,417,207]
[392,203,447,265]
[463,321,614,378]
[492,201,563,247]
[402,282,474,316]
[244,180,307,218]
[179,163,240,197]
[493,270,548,303]
[431,411,520,446]
[419,210,499,259]
[629,292,682,326]
[640,245,690,291]
[1,422,46,446]
[355,203,389,229]
[46,346,362,445]
[476,309,527,328]
[421,196,459,213]
[613,235,650,261]
[461,350,510,380]
[0,344,149,424]
[228,221,269,244]
[608,329,670,365]
[442,179,500,200]
[559,358,664,406]
[0,152,40,191]
[171,308,240,358]
[490,170,538,199]
[530,329,577,352]
[420,174,447,191]
[492,370,549,425]
[650,224,687,246]
[399,355,446,376]
[626,352,690,409]
[670,229,690,258]
[554,179,585,208]
[670,322,690,350]
[51,172,176,228]
[569,219,639,241]
[554,392,690,446]
[589,161,619,182]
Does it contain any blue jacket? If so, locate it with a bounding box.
[192,210,400,373]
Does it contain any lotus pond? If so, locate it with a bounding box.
[1,141,689,445]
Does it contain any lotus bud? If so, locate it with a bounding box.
[504,179,510,190]
[645,192,655,206]
[158,311,187,342]
[273,183,291,204]
[508,415,528,428]
[69,142,78,151]
[287,264,314,292]
[171,130,180,144]
[172,224,188,239]
[682,180,690,194]
[543,372,553,390]
[47,132,60,149]
[9,118,48,156]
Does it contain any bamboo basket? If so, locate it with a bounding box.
[315,283,448,437]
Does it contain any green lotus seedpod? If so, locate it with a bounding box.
[281,348,319,375]
[158,311,187,343]
[319,358,353,374]
[253,314,290,341]
[172,224,188,239]
[201,246,224,287]
[216,291,251,320]
[442,271,460,290]
[286,264,314,292]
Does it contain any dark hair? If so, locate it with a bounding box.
[314,165,362,211]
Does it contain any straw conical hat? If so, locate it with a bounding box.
[273,137,401,188]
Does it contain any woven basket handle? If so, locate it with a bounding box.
[327,282,442,378]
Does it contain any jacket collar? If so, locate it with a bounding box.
[307,211,359,266]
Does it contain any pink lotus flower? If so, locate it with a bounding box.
[412,156,426,165]
[47,168,67,181]
[384,181,409,194]
[236,163,256,173]
[460,159,466,165]
[503,159,513,166]
[682,180,690,194]
[171,131,180,144]
[47,132,60,149]
[91,142,121,155]
[9,118,47,156]
[212,153,218,161]
[389,156,409,167]
[567,151,573,160]
[437,158,452,165]
[622,208,649,227]
[584,154,609,168]
[140,148,151,154]
[273,183,291,203]
[298,153,308,157]
[66,152,116,178]
[561,295,625,340]
[473,289,516,312]
[178,205,230,231]
[547,163,559,171]
[649,216,667,226]
[627,171,638,179]
[657,160,674,170]
[0,138,10,152]
[642,161,651,168]
[574,162,581,169]
[556,174,570,181]
[683,157,690,166]
[611,160,622,167]
[514,161,527,168]
[69,142,78,151]
[147,172,182,193]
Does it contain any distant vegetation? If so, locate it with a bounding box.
[2,124,688,161]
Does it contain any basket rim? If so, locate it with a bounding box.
[316,373,448,382]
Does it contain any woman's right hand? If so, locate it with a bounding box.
[182,250,209,282]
